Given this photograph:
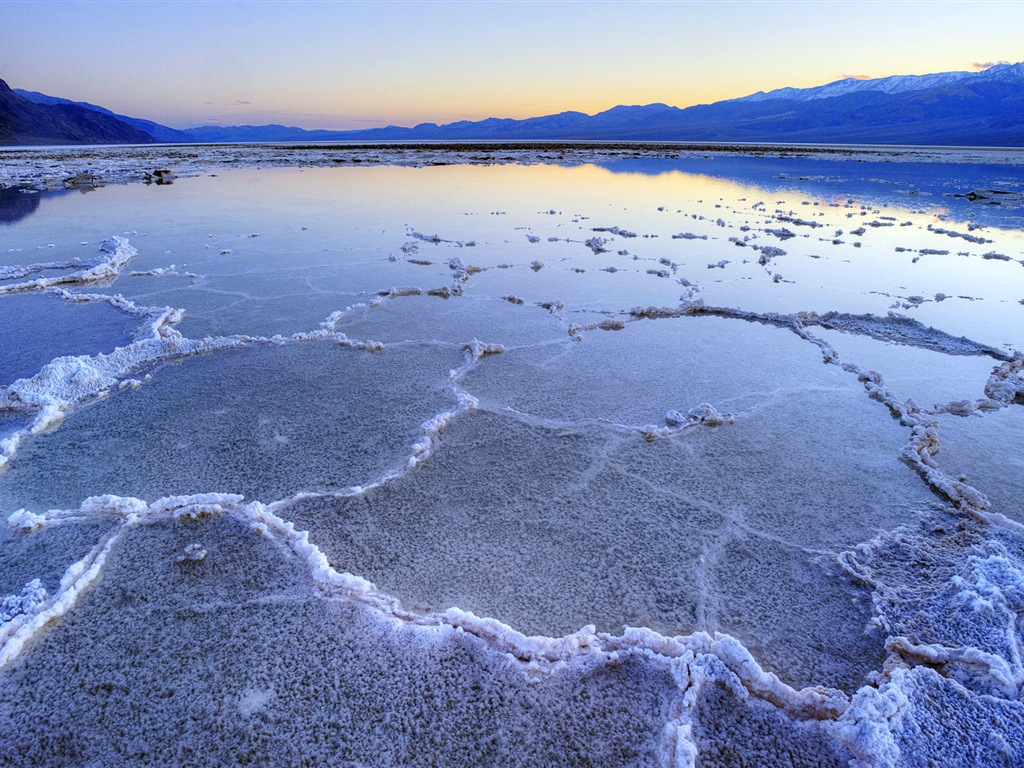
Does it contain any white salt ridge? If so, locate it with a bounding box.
[378,286,423,298]
[609,403,741,442]
[400,345,490,471]
[835,358,999,515]
[447,257,484,294]
[0,526,122,670]
[927,224,993,245]
[985,356,1024,405]
[755,245,787,266]
[275,325,388,353]
[461,339,505,361]
[0,237,137,295]
[0,332,248,470]
[567,318,627,336]
[317,299,388,334]
[591,226,638,239]
[886,636,1020,699]
[813,351,1006,519]
[0,258,85,282]
[48,286,186,341]
[630,301,1011,362]
[840,517,1024,703]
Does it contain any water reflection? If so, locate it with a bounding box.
[594,156,1024,226]
[0,186,42,225]
[0,186,99,226]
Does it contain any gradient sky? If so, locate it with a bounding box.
[2,1,1022,130]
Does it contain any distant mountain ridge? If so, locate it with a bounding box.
[180,62,1024,147]
[2,62,1023,147]
[13,89,192,143]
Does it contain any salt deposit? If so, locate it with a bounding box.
[0,148,1021,766]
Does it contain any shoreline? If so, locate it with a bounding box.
[1,141,1023,191]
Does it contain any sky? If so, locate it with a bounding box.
[2,0,1023,131]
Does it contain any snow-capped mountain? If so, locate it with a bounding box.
[735,62,1024,103]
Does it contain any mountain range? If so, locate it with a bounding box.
[2,62,1023,147]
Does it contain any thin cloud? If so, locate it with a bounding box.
[840,74,871,81]
[971,60,1010,71]
[231,100,253,106]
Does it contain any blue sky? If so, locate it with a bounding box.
[2,1,1022,129]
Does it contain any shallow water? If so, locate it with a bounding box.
[0,150,1022,766]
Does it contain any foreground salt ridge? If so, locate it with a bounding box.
[4,484,1020,767]
[0,236,139,295]
[0,493,910,766]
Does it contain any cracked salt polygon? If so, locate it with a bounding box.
[0,341,463,510]
[0,515,678,767]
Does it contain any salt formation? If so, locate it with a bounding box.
[0,149,1022,766]
[0,237,137,295]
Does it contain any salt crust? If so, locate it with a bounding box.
[0,207,1021,762]
[1,492,846,762]
[5,144,1021,191]
[7,484,1020,766]
[0,360,1019,765]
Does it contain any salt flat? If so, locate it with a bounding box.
[0,145,1022,767]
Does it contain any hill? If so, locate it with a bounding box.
[0,79,156,146]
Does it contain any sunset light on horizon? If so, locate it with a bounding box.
[2,0,1023,131]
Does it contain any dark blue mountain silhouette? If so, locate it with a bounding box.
[0,79,155,146]
[181,63,1024,147]
[4,63,1022,147]
[14,89,192,143]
